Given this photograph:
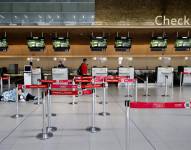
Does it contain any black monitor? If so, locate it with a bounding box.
[115,36,132,51]
[175,37,191,51]
[27,36,45,51]
[0,37,8,51]
[24,65,32,72]
[90,36,107,51]
[150,36,167,51]
[52,37,70,51]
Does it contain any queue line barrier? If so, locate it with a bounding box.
[124,100,191,149]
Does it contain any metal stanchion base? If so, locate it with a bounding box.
[98,101,108,104]
[161,94,170,97]
[86,127,101,133]
[36,132,53,140]
[51,113,56,117]
[47,126,57,132]
[98,112,110,116]
[11,114,24,118]
[46,113,57,117]
[143,94,151,96]
[34,102,43,105]
[69,102,78,105]
[125,95,132,97]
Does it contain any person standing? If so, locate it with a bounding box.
[58,60,65,68]
[78,58,88,76]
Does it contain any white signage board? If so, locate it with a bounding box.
[52,68,68,80]
[92,67,108,77]
[32,68,41,84]
[183,67,191,85]
[118,67,134,79]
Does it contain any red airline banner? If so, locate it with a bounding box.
[129,101,190,109]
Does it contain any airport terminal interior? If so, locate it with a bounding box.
[1,0,191,150]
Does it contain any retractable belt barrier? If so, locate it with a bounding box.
[51,83,104,89]
[38,79,73,84]
[124,100,190,150]
[125,101,191,109]
[0,76,11,93]
[50,90,93,96]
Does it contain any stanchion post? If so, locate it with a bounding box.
[0,77,3,93]
[86,88,101,133]
[143,76,150,96]
[180,72,182,88]
[36,91,53,140]
[135,79,138,102]
[69,78,78,105]
[162,75,169,97]
[8,76,10,90]
[125,100,130,150]
[46,85,57,132]
[98,82,110,116]
[34,81,41,105]
[11,85,24,118]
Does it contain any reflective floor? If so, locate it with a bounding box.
[0,85,191,150]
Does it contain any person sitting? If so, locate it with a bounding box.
[0,88,37,102]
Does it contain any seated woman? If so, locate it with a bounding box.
[0,88,37,102]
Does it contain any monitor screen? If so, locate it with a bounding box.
[24,65,32,72]
[52,37,70,51]
[90,36,107,51]
[150,36,167,51]
[115,36,132,51]
[175,37,191,51]
[27,36,45,51]
[0,37,8,51]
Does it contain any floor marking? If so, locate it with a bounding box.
[0,105,40,144]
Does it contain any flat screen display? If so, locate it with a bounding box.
[115,36,132,51]
[24,65,32,72]
[90,37,107,51]
[150,36,167,51]
[175,37,191,51]
[0,37,8,51]
[52,37,70,51]
[27,37,45,51]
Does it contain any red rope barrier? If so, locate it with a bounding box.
[129,101,190,109]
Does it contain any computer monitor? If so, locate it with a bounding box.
[24,65,32,72]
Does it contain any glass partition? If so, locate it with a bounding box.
[0,0,95,25]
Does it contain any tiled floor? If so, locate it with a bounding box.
[1,85,191,150]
